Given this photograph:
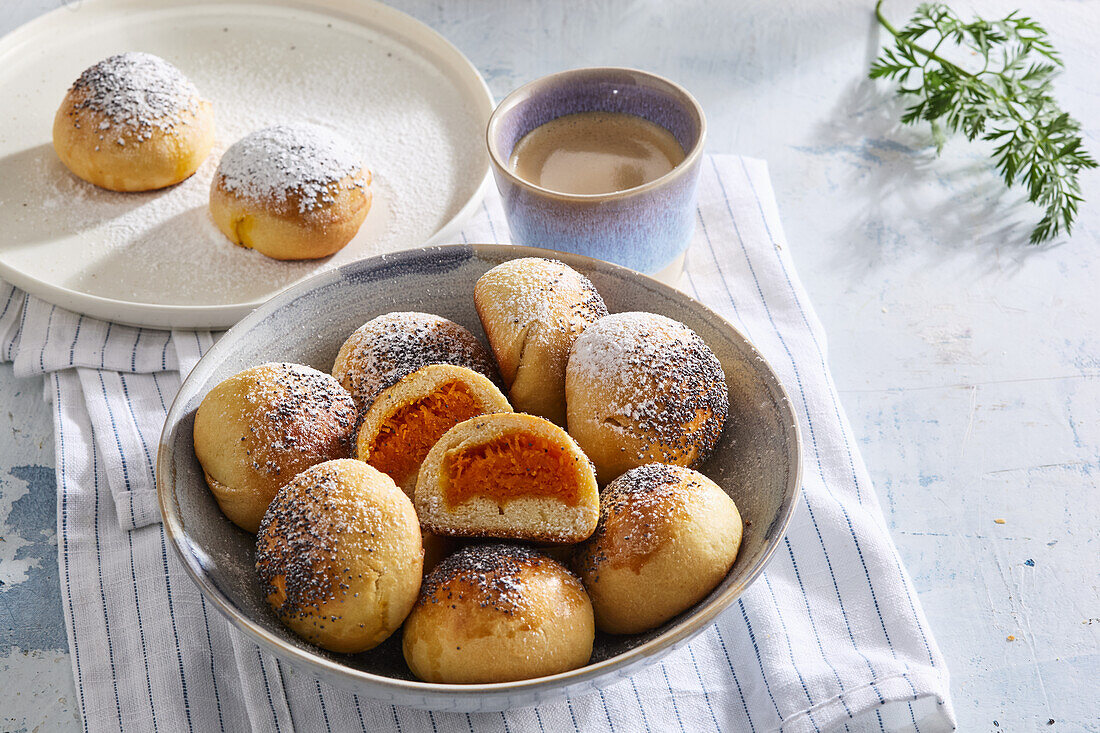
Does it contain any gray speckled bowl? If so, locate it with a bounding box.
[157,244,801,712]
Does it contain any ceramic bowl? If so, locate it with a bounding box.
[157,244,801,712]
[487,68,706,283]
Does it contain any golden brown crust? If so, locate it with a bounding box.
[332,312,499,411]
[565,312,729,483]
[354,364,512,496]
[193,362,356,533]
[474,257,607,426]
[52,53,214,192]
[208,124,372,260]
[414,412,600,543]
[209,170,371,260]
[402,543,594,683]
[573,464,743,634]
[255,459,423,654]
[53,89,214,192]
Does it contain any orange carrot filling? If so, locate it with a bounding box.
[367,381,485,485]
[444,432,580,509]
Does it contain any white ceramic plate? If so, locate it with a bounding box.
[0,0,493,329]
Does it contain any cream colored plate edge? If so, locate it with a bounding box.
[0,0,494,330]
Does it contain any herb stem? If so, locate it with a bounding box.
[874,0,976,79]
[871,1,1095,242]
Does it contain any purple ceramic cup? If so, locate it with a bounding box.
[487,67,706,283]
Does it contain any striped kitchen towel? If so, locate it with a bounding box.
[0,155,957,732]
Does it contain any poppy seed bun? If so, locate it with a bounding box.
[255,459,423,653]
[332,312,498,411]
[403,544,594,683]
[565,312,728,483]
[355,364,512,496]
[53,52,214,192]
[474,258,607,425]
[414,413,600,543]
[210,125,371,260]
[574,464,742,634]
[193,363,357,533]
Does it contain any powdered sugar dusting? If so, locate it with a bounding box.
[216,125,366,214]
[575,464,697,576]
[567,312,729,463]
[485,258,606,334]
[479,257,607,377]
[333,312,498,410]
[0,9,486,308]
[417,543,582,615]
[570,312,684,390]
[236,363,357,476]
[66,52,200,137]
[256,460,385,622]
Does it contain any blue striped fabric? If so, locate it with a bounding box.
[2,155,956,731]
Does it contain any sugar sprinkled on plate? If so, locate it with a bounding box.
[1,11,485,308]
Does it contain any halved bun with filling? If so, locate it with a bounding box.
[414,412,599,543]
[354,364,512,495]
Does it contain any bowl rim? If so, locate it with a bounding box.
[156,242,802,701]
[485,66,708,202]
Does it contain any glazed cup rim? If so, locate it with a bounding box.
[486,66,707,201]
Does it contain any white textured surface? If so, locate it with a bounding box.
[1,0,1097,731]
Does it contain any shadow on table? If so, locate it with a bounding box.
[66,205,315,305]
[803,12,1061,277]
[808,79,1055,273]
[0,143,165,250]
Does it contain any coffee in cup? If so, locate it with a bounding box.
[509,111,686,196]
[487,67,706,284]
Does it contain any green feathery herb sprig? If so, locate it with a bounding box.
[870,1,1095,243]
